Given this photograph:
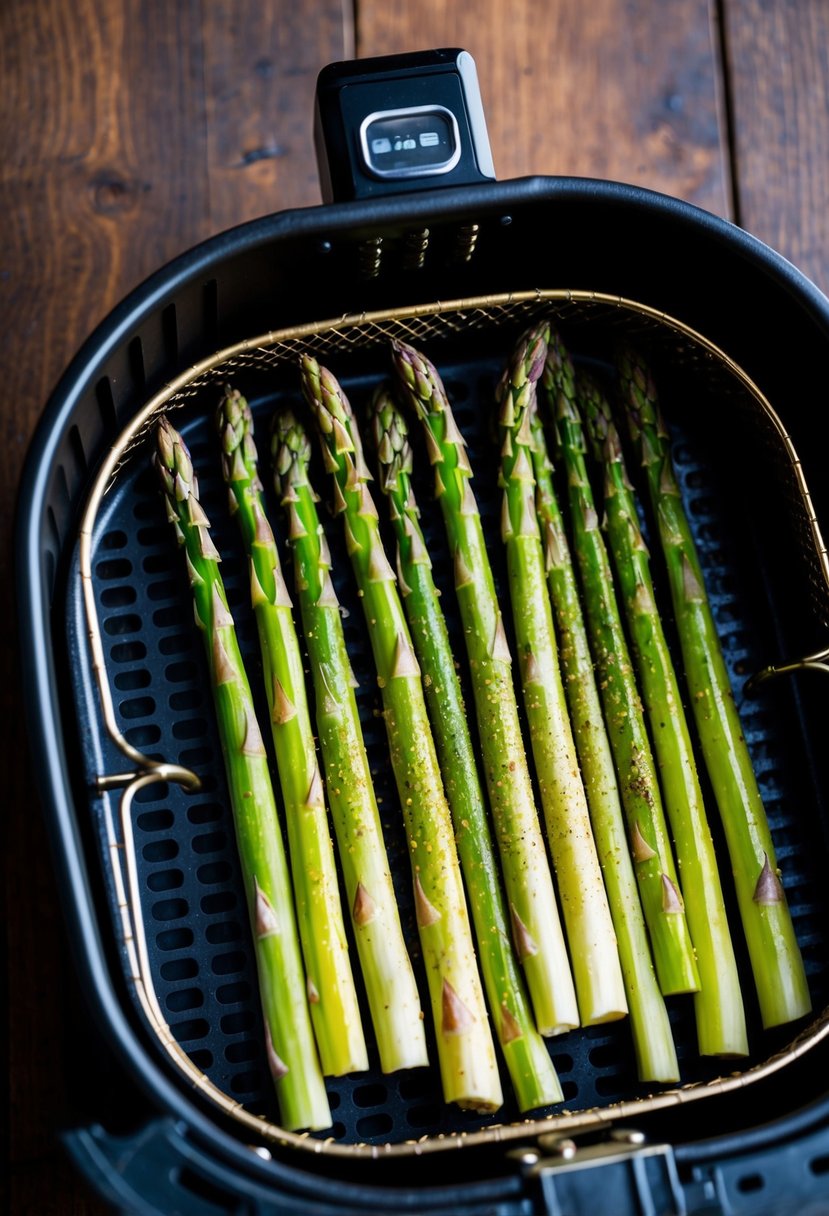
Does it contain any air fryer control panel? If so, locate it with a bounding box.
[314,48,496,202]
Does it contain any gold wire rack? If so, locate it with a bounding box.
[78,288,829,1159]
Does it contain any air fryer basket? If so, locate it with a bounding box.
[17,178,829,1212]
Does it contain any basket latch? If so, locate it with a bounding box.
[509,1129,687,1216]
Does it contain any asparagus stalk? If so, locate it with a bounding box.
[366,385,562,1111]
[391,339,579,1037]
[528,398,678,1081]
[580,373,748,1057]
[153,416,331,1132]
[301,355,502,1112]
[618,346,811,1029]
[216,389,366,1077]
[496,324,627,1026]
[270,408,428,1075]
[541,332,700,997]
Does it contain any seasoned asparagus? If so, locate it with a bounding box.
[528,393,678,1080]
[301,355,502,1112]
[270,408,428,1075]
[496,324,626,1026]
[154,416,331,1131]
[367,384,562,1110]
[581,372,747,1057]
[217,388,366,1077]
[391,339,579,1036]
[618,345,811,1029]
[541,332,700,997]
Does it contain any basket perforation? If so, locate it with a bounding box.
[67,293,829,1156]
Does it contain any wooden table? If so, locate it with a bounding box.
[4,1,829,1210]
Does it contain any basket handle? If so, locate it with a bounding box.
[745,644,829,692]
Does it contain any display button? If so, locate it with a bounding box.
[360,106,461,179]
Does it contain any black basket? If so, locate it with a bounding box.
[17,171,829,1215]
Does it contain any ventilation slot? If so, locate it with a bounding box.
[402,227,430,271]
[45,504,61,593]
[453,222,480,262]
[128,336,146,390]
[736,1173,765,1194]
[359,237,383,279]
[68,424,88,480]
[203,279,219,347]
[96,376,117,433]
[162,303,179,360]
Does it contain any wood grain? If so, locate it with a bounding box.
[0,2,345,1212]
[203,0,352,223]
[5,0,829,1211]
[355,0,733,217]
[722,0,829,295]
[0,0,208,410]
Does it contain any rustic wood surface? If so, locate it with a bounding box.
[723,0,829,295]
[3,0,828,1211]
[356,0,733,217]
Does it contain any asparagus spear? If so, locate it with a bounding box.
[618,346,811,1029]
[540,332,700,997]
[153,416,331,1132]
[270,408,428,1075]
[301,355,502,1112]
[366,385,562,1111]
[391,339,579,1037]
[216,388,366,1077]
[580,373,748,1057]
[528,398,679,1081]
[496,324,627,1027]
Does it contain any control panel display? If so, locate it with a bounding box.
[360,106,461,179]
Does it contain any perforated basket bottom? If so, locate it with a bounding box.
[68,311,829,1150]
